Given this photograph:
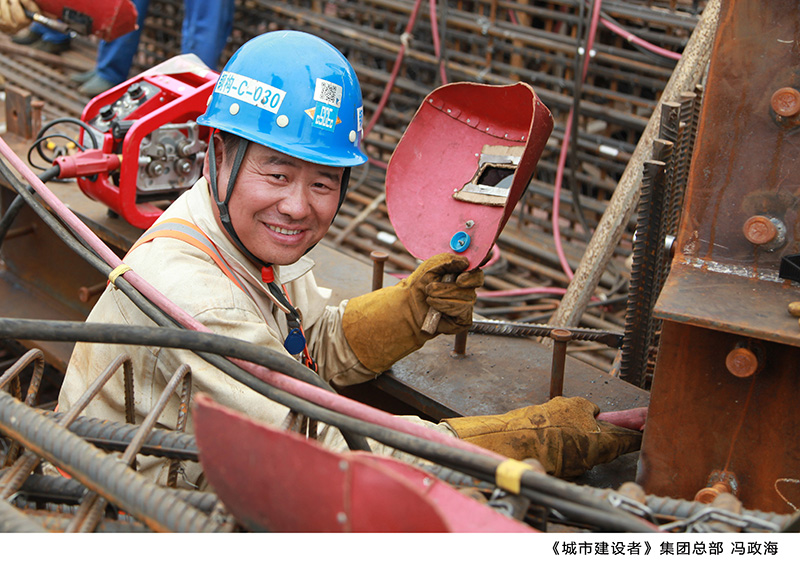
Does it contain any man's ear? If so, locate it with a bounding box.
[202,132,226,184]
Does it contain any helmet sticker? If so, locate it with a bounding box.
[304,106,341,129]
[312,102,339,131]
[215,71,286,114]
[357,106,363,132]
[310,78,343,132]
[314,79,343,108]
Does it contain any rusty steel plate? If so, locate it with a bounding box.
[655,262,800,348]
[384,331,649,420]
[639,321,800,514]
[643,0,800,515]
[672,0,800,293]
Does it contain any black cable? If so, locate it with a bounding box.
[32,117,98,166]
[0,166,60,248]
[0,318,349,400]
[26,135,90,171]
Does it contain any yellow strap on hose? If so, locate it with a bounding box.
[108,264,132,285]
[495,459,533,495]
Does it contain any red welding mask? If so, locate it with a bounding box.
[386,82,553,269]
[75,55,219,229]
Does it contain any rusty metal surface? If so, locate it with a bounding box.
[655,262,800,347]
[642,0,800,515]
[384,332,649,420]
[638,321,800,514]
[664,0,800,336]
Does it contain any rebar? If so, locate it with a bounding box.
[0,390,219,532]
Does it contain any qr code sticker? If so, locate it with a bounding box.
[314,79,343,108]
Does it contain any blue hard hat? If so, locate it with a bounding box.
[197,30,367,167]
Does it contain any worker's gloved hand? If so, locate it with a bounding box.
[0,0,39,34]
[342,253,483,373]
[443,396,643,479]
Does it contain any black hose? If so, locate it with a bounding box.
[0,166,60,248]
[0,319,343,402]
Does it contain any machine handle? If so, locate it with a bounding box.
[421,273,455,334]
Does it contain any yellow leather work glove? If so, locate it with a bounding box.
[0,0,39,34]
[342,253,483,373]
[443,396,642,479]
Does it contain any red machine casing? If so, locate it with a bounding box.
[78,61,218,229]
[37,0,138,41]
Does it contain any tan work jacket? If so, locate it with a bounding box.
[58,178,446,484]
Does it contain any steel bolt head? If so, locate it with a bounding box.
[725,347,759,378]
[771,87,800,118]
[694,483,728,504]
[550,328,573,342]
[370,250,389,263]
[743,215,778,246]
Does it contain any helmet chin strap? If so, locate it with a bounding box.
[208,134,307,350]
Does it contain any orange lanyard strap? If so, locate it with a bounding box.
[128,218,247,293]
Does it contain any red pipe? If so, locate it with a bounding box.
[363,0,425,139]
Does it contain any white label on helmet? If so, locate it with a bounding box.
[215,71,286,114]
[357,106,363,132]
[314,79,342,108]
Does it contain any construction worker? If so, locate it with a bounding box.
[57,31,641,486]
[72,0,235,96]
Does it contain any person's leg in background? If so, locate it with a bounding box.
[180,0,235,69]
[76,0,152,95]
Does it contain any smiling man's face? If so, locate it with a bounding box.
[207,135,343,266]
